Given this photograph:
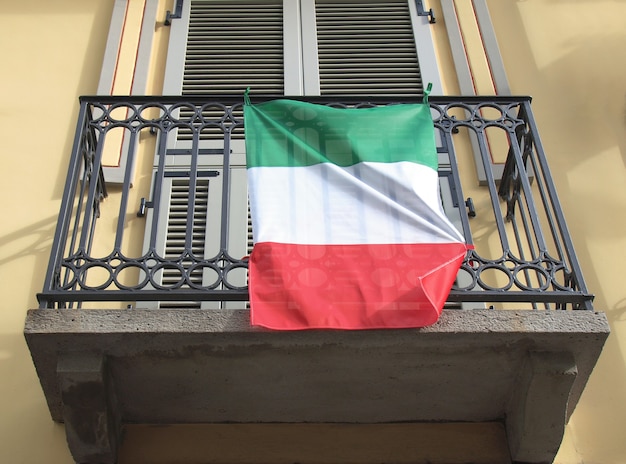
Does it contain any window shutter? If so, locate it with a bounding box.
[142,168,249,310]
[182,0,284,95]
[173,0,286,142]
[159,178,210,310]
[315,0,423,96]
[139,0,459,309]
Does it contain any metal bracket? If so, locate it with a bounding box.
[465,197,476,217]
[137,170,220,217]
[137,198,153,217]
[165,0,183,26]
[415,0,436,24]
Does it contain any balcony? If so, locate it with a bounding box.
[25,96,609,464]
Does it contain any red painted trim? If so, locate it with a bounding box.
[105,0,147,169]
[453,2,478,95]
[110,1,131,95]
[130,0,148,94]
[471,0,498,95]
[458,1,499,166]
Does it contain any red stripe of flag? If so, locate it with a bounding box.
[249,242,470,330]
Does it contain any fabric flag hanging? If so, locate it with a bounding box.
[244,95,469,330]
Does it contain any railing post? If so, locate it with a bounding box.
[519,100,593,309]
[38,99,91,308]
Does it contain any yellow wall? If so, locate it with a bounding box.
[486,1,626,462]
[3,0,626,462]
[0,0,115,461]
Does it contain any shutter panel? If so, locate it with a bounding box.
[182,0,284,94]
[176,0,285,142]
[159,178,209,310]
[162,179,209,264]
[144,169,249,310]
[315,0,423,96]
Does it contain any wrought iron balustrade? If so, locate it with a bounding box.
[38,95,593,310]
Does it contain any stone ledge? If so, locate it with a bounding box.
[24,308,610,334]
[24,309,609,464]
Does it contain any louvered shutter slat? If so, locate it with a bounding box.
[160,178,211,309]
[177,0,283,141]
[182,0,284,96]
[316,0,422,96]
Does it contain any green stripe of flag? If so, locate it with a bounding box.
[244,99,438,170]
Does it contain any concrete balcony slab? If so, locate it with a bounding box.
[24,309,609,463]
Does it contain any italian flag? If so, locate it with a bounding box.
[244,98,469,330]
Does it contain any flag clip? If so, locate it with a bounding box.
[423,82,433,105]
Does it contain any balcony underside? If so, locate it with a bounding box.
[25,308,608,464]
[119,422,512,464]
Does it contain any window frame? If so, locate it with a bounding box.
[98,0,160,184]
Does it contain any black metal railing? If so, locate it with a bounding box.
[38,95,593,310]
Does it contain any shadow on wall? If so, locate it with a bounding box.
[0,0,116,310]
[1,0,116,203]
[486,1,626,463]
[487,0,626,292]
[0,215,59,309]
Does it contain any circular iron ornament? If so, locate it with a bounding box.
[168,103,200,124]
[475,263,514,292]
[106,102,139,124]
[512,264,550,292]
[198,103,229,124]
[77,262,115,291]
[137,102,168,124]
[222,262,250,291]
[148,262,187,290]
[185,262,223,290]
[112,262,150,291]
[442,102,474,122]
[475,103,505,122]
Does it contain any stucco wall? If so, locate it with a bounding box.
[486,1,626,463]
[0,0,114,462]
